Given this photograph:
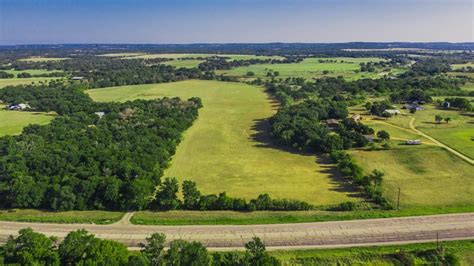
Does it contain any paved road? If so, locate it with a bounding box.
[408,117,474,165]
[1,213,473,250]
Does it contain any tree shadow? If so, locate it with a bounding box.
[315,155,362,198]
[249,116,362,198]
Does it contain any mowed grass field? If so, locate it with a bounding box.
[162,59,204,68]
[216,57,390,80]
[98,52,283,61]
[87,80,356,205]
[18,57,69,62]
[0,107,55,137]
[0,209,123,224]
[0,77,57,88]
[5,69,62,76]
[353,145,474,209]
[451,62,474,70]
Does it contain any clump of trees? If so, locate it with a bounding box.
[270,99,372,153]
[152,178,314,211]
[444,97,473,111]
[0,83,201,211]
[330,151,392,209]
[0,228,281,266]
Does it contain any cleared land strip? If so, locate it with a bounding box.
[408,117,474,165]
[1,213,473,250]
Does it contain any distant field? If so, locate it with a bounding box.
[451,62,474,70]
[97,52,146,57]
[0,77,57,88]
[19,57,69,62]
[353,145,474,209]
[461,82,474,91]
[162,59,203,68]
[5,69,62,76]
[216,57,390,80]
[101,53,284,61]
[87,80,356,205]
[0,108,55,136]
[0,209,123,224]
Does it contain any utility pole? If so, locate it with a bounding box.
[397,187,401,210]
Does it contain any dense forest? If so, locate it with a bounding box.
[0,83,201,211]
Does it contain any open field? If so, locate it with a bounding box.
[0,77,57,88]
[215,57,395,80]
[162,59,204,68]
[0,108,55,136]
[18,57,70,62]
[87,80,356,205]
[4,69,62,76]
[272,240,474,265]
[0,209,123,224]
[461,82,474,91]
[97,52,146,57]
[99,52,284,61]
[353,145,473,208]
[451,62,474,70]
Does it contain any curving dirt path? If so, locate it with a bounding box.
[1,213,473,250]
[408,117,474,165]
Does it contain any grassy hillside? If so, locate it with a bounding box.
[87,80,356,205]
[353,145,473,209]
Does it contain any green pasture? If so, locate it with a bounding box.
[451,62,474,70]
[5,69,62,76]
[18,57,69,62]
[87,80,356,205]
[353,145,473,209]
[0,108,55,137]
[0,77,56,88]
[162,59,204,68]
[216,57,388,80]
[272,240,474,265]
[105,53,284,61]
[0,209,123,224]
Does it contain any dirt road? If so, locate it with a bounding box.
[1,213,473,250]
[408,117,474,165]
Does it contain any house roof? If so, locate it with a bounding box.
[326,119,339,124]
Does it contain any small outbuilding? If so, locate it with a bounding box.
[402,104,424,111]
[383,109,401,115]
[71,76,84,81]
[8,103,30,110]
[442,101,450,108]
[363,135,374,142]
[406,139,422,145]
[94,111,105,119]
[325,119,339,129]
[351,114,361,122]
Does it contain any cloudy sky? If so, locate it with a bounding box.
[0,0,472,44]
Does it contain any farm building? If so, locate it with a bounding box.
[402,103,424,111]
[442,101,450,108]
[383,109,401,115]
[94,111,105,119]
[363,135,374,142]
[71,76,84,81]
[325,119,339,129]
[351,114,361,122]
[406,140,422,145]
[8,103,30,110]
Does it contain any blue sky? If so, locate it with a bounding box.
[0,0,472,44]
